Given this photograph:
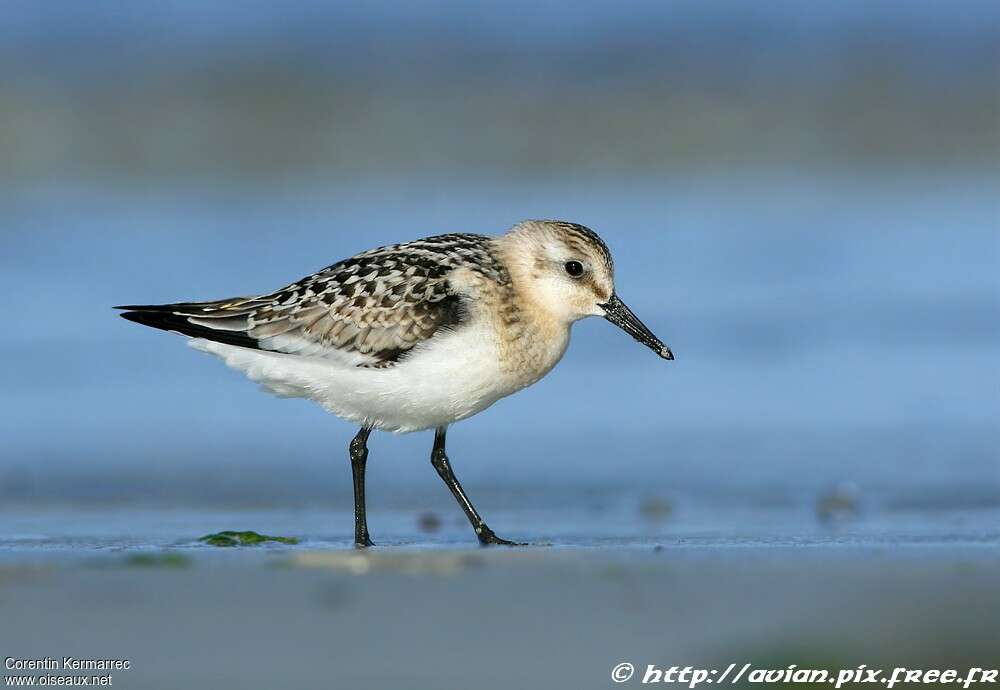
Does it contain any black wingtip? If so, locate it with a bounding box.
[118,310,159,327]
[117,307,262,350]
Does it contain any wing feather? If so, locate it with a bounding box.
[117,233,505,368]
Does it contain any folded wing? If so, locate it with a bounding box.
[116,235,488,368]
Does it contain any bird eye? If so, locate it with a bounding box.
[564,261,585,277]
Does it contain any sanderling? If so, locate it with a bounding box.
[117,220,672,546]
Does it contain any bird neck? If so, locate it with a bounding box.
[491,236,573,388]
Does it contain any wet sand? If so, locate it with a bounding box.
[2,508,999,689]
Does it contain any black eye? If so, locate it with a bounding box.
[564,261,585,277]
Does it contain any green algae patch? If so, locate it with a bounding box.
[198,530,300,548]
[126,552,192,569]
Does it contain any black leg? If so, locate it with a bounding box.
[430,426,523,546]
[350,427,374,548]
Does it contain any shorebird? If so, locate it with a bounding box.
[117,220,672,546]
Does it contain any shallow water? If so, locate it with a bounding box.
[2,499,997,559]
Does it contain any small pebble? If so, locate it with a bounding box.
[639,497,674,522]
[816,483,862,523]
[417,512,443,533]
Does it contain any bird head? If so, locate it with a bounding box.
[501,220,673,360]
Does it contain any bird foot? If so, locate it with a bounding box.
[477,527,525,547]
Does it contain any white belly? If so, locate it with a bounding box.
[190,320,521,433]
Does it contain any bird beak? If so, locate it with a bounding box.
[600,294,674,360]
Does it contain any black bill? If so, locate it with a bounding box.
[600,294,674,360]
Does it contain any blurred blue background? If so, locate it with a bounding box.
[2,0,997,521]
